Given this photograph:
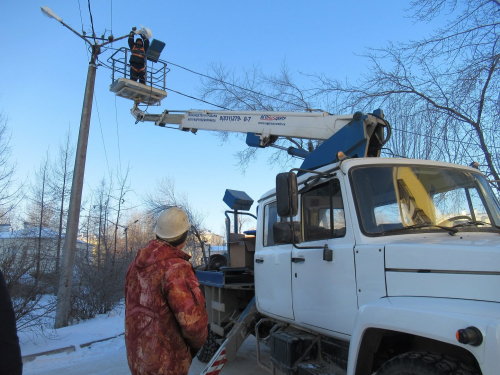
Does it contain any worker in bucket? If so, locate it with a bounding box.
[128,30,150,85]
[125,207,208,375]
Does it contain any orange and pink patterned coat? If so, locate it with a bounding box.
[125,239,208,375]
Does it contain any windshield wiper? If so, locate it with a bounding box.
[381,224,458,235]
[452,220,500,230]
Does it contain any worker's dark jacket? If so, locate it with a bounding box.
[0,270,22,375]
[128,37,150,66]
[125,239,208,375]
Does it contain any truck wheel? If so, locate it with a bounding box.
[376,352,480,375]
[196,326,222,363]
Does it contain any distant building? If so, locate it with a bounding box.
[0,225,91,274]
[202,232,224,246]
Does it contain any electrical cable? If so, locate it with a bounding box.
[114,95,122,176]
[77,0,86,35]
[87,0,97,43]
[99,46,499,154]
[163,60,312,111]
[76,0,91,60]
[110,0,113,36]
[92,92,113,180]
[164,87,230,110]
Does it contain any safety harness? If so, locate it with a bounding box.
[130,43,146,70]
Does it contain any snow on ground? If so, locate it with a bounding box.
[21,303,127,374]
[20,304,126,357]
[21,302,270,374]
[23,336,129,375]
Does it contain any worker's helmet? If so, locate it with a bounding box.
[155,207,190,242]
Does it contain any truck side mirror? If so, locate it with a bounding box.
[276,172,298,217]
[273,222,302,244]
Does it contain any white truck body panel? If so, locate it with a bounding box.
[353,245,387,308]
[291,237,358,336]
[348,297,500,375]
[254,195,294,320]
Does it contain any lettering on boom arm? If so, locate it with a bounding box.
[258,115,287,126]
[218,116,253,122]
[187,113,217,123]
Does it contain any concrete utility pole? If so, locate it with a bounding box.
[41,6,129,328]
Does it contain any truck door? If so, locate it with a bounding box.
[291,178,358,335]
[254,199,294,320]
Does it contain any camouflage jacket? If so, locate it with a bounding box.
[125,239,208,375]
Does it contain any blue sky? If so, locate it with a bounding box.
[1,0,448,234]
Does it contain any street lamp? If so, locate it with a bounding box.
[41,6,130,329]
[123,220,139,255]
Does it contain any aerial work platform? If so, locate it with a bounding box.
[110,78,167,105]
[108,46,169,106]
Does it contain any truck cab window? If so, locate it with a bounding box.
[263,201,279,247]
[302,179,346,242]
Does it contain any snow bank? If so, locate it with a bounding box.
[20,304,125,357]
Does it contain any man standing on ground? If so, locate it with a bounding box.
[125,207,208,375]
[0,269,23,375]
[128,30,150,85]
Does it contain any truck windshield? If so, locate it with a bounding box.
[350,165,500,236]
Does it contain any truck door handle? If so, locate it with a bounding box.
[255,258,264,264]
[292,257,305,263]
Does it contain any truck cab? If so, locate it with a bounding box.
[253,157,500,374]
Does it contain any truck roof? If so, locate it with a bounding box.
[258,157,483,203]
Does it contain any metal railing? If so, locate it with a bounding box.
[108,47,170,92]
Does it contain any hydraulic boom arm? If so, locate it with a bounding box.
[131,105,390,169]
[132,107,354,146]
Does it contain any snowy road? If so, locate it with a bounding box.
[23,335,271,375]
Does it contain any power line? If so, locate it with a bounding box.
[76,0,90,59]
[114,95,122,176]
[164,87,229,110]
[110,0,113,36]
[76,0,85,34]
[87,0,97,43]
[95,45,499,154]
[92,92,113,180]
[163,60,311,110]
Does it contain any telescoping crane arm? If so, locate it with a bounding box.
[132,107,354,144]
[131,105,390,170]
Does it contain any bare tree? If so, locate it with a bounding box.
[198,62,322,171]
[69,173,136,322]
[28,152,56,282]
[110,169,131,267]
[310,0,500,188]
[50,130,74,275]
[121,212,153,261]
[144,177,209,265]
[198,1,500,190]
[0,232,56,332]
[0,113,22,220]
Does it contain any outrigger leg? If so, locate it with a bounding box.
[200,299,259,375]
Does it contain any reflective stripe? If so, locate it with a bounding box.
[131,44,145,58]
[201,349,227,375]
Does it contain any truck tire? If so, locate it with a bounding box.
[196,326,221,363]
[376,352,481,375]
